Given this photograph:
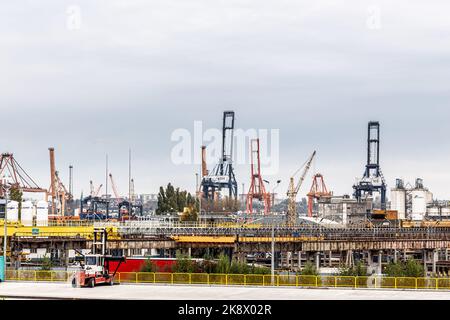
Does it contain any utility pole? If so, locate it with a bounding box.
[272,180,281,208]
[105,154,109,218]
[128,149,131,201]
[271,214,275,285]
[49,148,56,216]
[3,186,9,274]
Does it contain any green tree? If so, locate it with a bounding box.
[300,262,318,276]
[404,259,425,277]
[339,261,367,276]
[40,255,53,271]
[173,253,197,273]
[156,183,198,215]
[9,186,23,219]
[229,260,251,274]
[384,259,424,278]
[215,254,231,274]
[140,259,157,272]
[384,261,404,277]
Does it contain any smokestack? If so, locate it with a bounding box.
[201,146,208,177]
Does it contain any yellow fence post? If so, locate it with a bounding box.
[334,276,337,288]
[207,273,210,286]
[171,273,174,285]
[189,273,192,285]
[415,278,418,290]
[354,276,357,289]
[244,275,246,286]
[119,272,121,283]
[225,274,228,286]
[394,278,397,289]
[315,276,318,287]
[296,275,299,287]
[135,272,138,283]
[34,271,37,282]
[436,278,438,290]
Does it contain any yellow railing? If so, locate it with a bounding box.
[5,270,450,290]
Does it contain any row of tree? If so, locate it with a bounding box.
[142,255,426,278]
[141,253,271,275]
[156,183,199,221]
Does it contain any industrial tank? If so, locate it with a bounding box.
[36,200,49,226]
[390,189,406,219]
[411,190,427,220]
[21,200,34,226]
[6,201,19,222]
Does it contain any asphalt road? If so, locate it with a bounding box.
[0,282,449,300]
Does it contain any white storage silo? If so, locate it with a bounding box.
[6,201,19,222]
[411,190,427,220]
[390,189,406,220]
[21,200,34,226]
[426,191,433,204]
[36,200,49,226]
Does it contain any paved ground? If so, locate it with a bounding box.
[0,282,449,300]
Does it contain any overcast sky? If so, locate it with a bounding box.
[1,1,450,201]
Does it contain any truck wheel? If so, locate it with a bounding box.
[88,278,95,288]
[72,278,77,288]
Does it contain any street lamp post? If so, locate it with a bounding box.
[242,215,275,284]
[3,187,9,274]
[271,180,281,208]
[271,214,275,285]
[270,180,281,285]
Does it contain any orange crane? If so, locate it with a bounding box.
[0,153,47,197]
[48,148,72,216]
[246,139,271,215]
[109,173,122,201]
[286,151,316,225]
[307,173,332,217]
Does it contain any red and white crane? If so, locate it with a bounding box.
[109,173,122,201]
[246,139,271,215]
[307,173,332,217]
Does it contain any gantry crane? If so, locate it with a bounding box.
[286,151,316,225]
[201,111,238,203]
[0,153,47,198]
[353,121,387,210]
[246,139,271,215]
[307,173,332,217]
